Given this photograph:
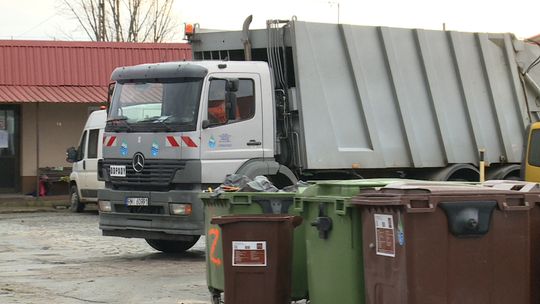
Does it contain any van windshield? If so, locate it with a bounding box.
[107,77,203,132]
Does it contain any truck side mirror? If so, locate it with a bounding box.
[225,78,239,121]
[226,79,239,92]
[107,82,115,106]
[225,91,237,121]
[66,147,78,163]
[202,119,210,129]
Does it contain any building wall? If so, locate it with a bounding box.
[21,103,100,193]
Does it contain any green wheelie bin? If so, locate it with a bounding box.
[201,191,308,303]
[294,179,403,304]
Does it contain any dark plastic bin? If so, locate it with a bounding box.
[211,215,302,304]
[352,184,532,304]
[483,180,540,304]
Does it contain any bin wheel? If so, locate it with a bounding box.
[145,236,200,253]
[211,293,221,304]
[69,185,85,213]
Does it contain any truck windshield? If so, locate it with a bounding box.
[107,77,203,132]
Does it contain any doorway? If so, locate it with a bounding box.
[0,105,20,193]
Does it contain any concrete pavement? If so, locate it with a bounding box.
[0,194,70,213]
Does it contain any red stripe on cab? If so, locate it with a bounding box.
[106,136,116,147]
[181,136,198,148]
[167,136,180,147]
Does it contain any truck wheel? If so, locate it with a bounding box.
[69,185,85,213]
[145,236,200,253]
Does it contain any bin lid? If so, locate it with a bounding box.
[351,183,537,211]
[199,190,298,201]
[299,178,408,198]
[482,180,540,192]
[211,214,303,227]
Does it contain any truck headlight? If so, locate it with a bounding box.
[98,200,112,212]
[169,203,192,215]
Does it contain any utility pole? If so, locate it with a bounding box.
[98,0,106,41]
[115,0,120,41]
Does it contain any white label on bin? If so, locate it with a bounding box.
[232,241,267,267]
[374,214,396,257]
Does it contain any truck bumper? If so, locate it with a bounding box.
[98,188,205,239]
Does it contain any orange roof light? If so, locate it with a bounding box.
[184,23,199,42]
[185,23,195,36]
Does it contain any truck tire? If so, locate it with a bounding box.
[145,236,200,253]
[266,173,295,189]
[69,185,85,213]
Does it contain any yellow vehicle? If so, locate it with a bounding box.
[525,122,540,182]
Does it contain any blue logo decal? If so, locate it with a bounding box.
[120,140,128,156]
[151,141,159,156]
[398,231,405,246]
[397,212,405,246]
[218,133,232,148]
[209,135,216,149]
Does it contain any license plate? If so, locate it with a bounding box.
[126,197,148,206]
[110,165,126,177]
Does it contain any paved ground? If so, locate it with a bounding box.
[0,210,210,304]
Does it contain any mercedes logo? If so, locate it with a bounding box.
[132,152,145,173]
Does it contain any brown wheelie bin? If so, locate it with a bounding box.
[483,180,540,304]
[351,184,532,304]
[211,214,302,304]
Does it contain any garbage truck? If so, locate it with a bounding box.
[97,18,540,252]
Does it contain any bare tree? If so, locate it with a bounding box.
[62,0,178,42]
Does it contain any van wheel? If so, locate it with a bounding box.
[145,237,200,253]
[69,185,85,213]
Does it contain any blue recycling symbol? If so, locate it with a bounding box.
[120,141,128,156]
[151,142,159,156]
[209,136,216,149]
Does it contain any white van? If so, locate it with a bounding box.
[66,110,106,212]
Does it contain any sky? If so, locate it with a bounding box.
[0,0,539,41]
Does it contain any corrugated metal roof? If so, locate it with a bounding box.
[0,86,106,103]
[0,40,192,103]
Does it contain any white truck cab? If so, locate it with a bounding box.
[66,110,106,212]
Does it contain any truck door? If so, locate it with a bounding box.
[200,74,264,182]
[73,130,87,189]
[82,128,101,198]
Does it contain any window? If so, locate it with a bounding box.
[207,79,255,126]
[77,131,87,161]
[107,78,203,132]
[87,129,100,159]
[529,129,540,167]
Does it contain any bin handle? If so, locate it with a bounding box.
[501,201,530,211]
[335,199,349,215]
[405,198,436,213]
[406,203,435,213]
[293,198,304,211]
